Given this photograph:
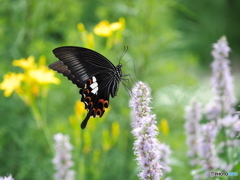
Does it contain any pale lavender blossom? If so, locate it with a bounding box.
[130,81,171,180]
[204,99,221,120]
[234,120,240,139]
[234,120,240,132]
[208,36,240,172]
[158,143,171,173]
[219,163,234,172]
[211,36,230,59]
[218,114,239,129]
[185,36,240,179]
[130,82,152,129]
[52,133,75,180]
[198,122,219,171]
[0,175,14,180]
[217,114,239,146]
[184,100,202,166]
[211,36,236,114]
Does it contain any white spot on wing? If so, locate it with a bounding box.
[90,82,98,89]
[90,76,98,94]
[92,76,96,82]
[91,86,98,94]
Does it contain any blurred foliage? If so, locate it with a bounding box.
[0,0,240,179]
[175,0,240,65]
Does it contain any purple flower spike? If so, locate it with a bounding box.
[130,81,171,180]
[211,36,236,114]
[184,100,202,166]
[52,133,75,180]
[198,122,219,171]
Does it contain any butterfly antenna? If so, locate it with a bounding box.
[118,46,128,64]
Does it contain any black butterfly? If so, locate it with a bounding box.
[49,46,125,129]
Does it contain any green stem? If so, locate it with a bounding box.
[105,35,113,50]
[31,100,54,155]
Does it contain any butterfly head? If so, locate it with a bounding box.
[116,63,122,68]
[116,63,123,78]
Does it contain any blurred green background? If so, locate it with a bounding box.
[0,0,240,179]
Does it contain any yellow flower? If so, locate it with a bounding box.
[94,18,125,37]
[12,56,35,70]
[159,118,169,135]
[110,17,125,31]
[119,17,125,29]
[87,33,95,49]
[75,100,85,118]
[0,72,23,97]
[30,84,39,97]
[111,121,120,140]
[77,23,85,32]
[94,20,112,37]
[102,129,111,152]
[38,55,47,66]
[29,66,60,85]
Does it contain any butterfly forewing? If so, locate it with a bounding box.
[48,61,83,88]
[49,46,123,129]
[52,46,116,83]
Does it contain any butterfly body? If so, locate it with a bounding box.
[49,46,123,129]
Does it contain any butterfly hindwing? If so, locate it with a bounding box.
[80,76,110,129]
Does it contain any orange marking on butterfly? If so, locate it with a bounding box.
[99,99,105,103]
[87,78,92,84]
[86,96,91,102]
[96,108,102,117]
[98,99,109,109]
[89,101,93,109]
[104,100,108,108]
[84,89,90,94]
